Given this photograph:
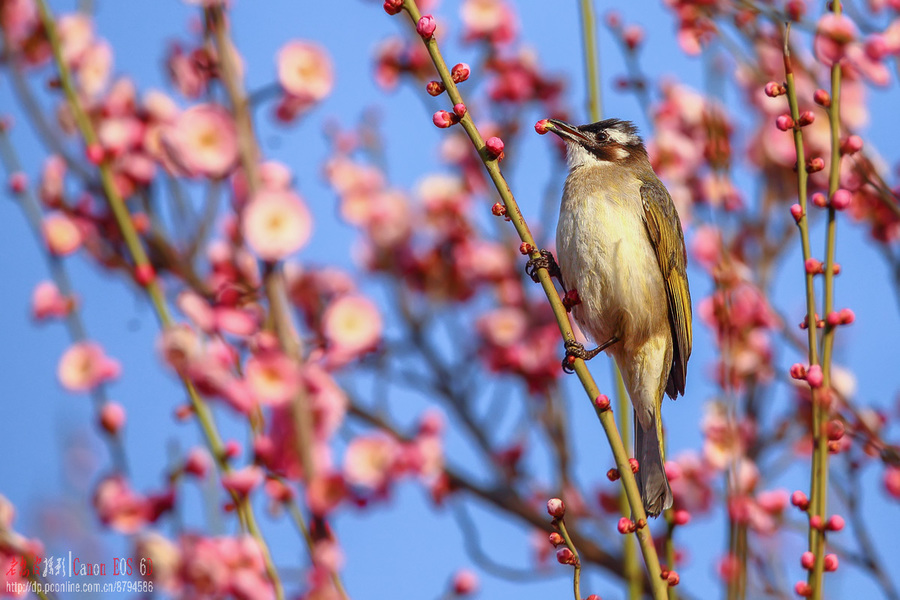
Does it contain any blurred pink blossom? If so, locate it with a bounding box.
[58,341,120,392]
[242,189,313,261]
[277,41,334,103]
[164,103,238,178]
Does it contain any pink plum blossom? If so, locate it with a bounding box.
[42,212,83,256]
[58,341,121,392]
[242,189,312,261]
[244,352,301,406]
[164,103,239,178]
[221,466,264,496]
[322,294,383,360]
[32,281,75,320]
[93,476,152,534]
[77,41,113,99]
[343,435,400,490]
[277,41,334,103]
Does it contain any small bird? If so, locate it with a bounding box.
[542,118,692,517]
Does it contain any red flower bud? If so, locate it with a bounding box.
[416,15,436,39]
[383,0,403,15]
[801,551,815,570]
[831,188,851,210]
[623,25,644,50]
[594,394,610,411]
[86,143,105,165]
[826,515,845,531]
[827,420,845,441]
[673,509,691,525]
[99,402,126,434]
[833,263,842,275]
[666,571,680,586]
[765,81,786,97]
[426,81,445,96]
[485,136,505,159]
[790,203,804,223]
[628,458,640,474]
[805,258,823,274]
[134,264,156,287]
[535,119,552,135]
[491,202,506,217]
[617,517,635,534]
[776,114,795,131]
[547,498,566,518]
[823,553,839,571]
[790,363,808,379]
[8,172,27,194]
[607,468,620,481]
[548,532,564,547]
[814,89,832,107]
[809,514,824,530]
[806,364,824,388]
[791,490,809,510]
[432,110,455,128]
[797,110,815,126]
[563,289,582,311]
[453,103,467,118]
[806,157,825,173]
[795,581,813,597]
[519,242,533,255]
[826,311,842,327]
[555,547,576,565]
[840,134,863,155]
[839,308,855,324]
[451,62,470,83]
[812,192,828,207]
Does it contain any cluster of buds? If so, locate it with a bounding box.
[825,308,855,327]
[425,64,469,97]
[765,81,787,97]
[802,258,842,276]
[811,190,852,211]
[826,419,845,453]
[790,363,824,388]
[798,312,825,330]
[432,109,461,129]
[808,513,845,532]
[617,517,636,534]
[660,568,680,587]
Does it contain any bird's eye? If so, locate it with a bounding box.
[596,131,609,143]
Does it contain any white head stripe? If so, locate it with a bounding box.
[605,128,636,145]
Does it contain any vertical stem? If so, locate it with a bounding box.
[578,0,603,120]
[809,2,844,597]
[33,3,283,597]
[397,3,668,597]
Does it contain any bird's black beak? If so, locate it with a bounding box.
[548,119,590,144]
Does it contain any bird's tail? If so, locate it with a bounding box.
[633,410,673,518]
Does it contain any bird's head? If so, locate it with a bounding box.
[547,118,647,171]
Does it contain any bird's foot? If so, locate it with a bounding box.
[561,337,620,373]
[525,249,565,290]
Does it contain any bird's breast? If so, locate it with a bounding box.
[556,171,668,351]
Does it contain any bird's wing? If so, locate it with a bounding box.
[640,179,692,398]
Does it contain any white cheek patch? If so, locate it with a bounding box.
[566,143,599,168]
[613,147,629,160]
[605,128,637,146]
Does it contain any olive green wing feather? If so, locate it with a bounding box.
[640,179,692,398]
